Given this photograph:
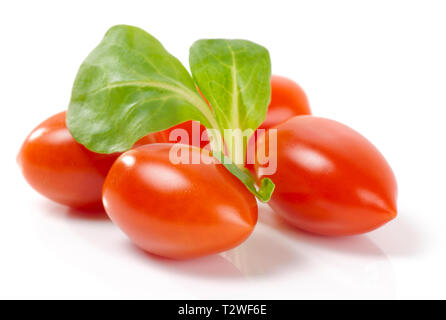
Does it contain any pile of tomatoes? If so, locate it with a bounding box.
[18,75,397,259]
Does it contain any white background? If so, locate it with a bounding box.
[1,0,445,299]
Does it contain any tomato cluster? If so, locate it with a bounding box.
[18,75,397,259]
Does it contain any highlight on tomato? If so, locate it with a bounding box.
[17,112,121,209]
[18,109,211,210]
[17,111,166,209]
[102,144,258,259]
[255,116,398,236]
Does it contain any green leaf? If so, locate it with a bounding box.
[189,39,271,162]
[67,25,217,154]
[212,151,275,202]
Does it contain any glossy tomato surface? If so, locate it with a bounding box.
[146,121,209,150]
[18,111,120,209]
[246,75,311,169]
[260,75,311,130]
[18,112,208,209]
[103,144,258,259]
[255,116,397,236]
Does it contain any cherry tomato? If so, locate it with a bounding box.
[18,112,122,209]
[103,144,258,259]
[246,75,311,169]
[18,112,209,209]
[255,116,397,236]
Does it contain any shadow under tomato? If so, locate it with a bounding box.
[257,203,389,257]
[37,199,110,221]
[258,203,424,258]
[66,207,109,221]
[128,243,244,279]
[127,224,299,279]
[367,211,423,257]
[221,225,299,277]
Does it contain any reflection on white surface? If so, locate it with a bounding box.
[221,228,298,277]
[132,248,244,279]
[258,204,395,296]
[30,199,417,299]
[367,211,423,257]
[206,203,396,298]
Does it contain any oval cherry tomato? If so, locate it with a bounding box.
[18,112,156,209]
[18,112,209,210]
[103,143,258,259]
[246,75,311,169]
[255,116,397,236]
[18,112,121,209]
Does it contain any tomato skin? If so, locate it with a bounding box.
[247,75,311,169]
[260,75,311,130]
[146,121,209,150]
[18,112,208,209]
[18,112,123,209]
[255,116,397,236]
[103,144,258,259]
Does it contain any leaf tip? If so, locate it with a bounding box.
[257,178,275,203]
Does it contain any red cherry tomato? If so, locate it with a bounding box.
[255,116,397,236]
[246,75,311,169]
[18,112,209,209]
[18,112,121,209]
[103,144,258,259]
[18,111,166,210]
